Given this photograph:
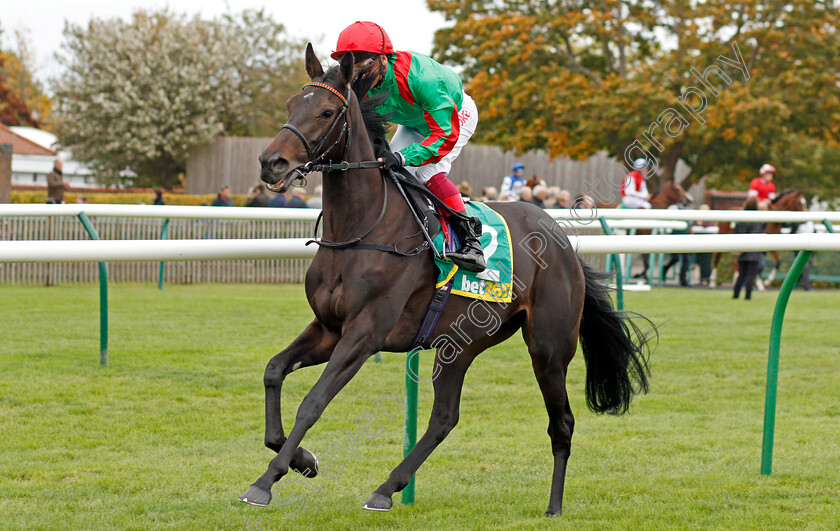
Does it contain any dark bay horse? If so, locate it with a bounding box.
[238,44,653,516]
[630,181,694,279]
[710,189,807,287]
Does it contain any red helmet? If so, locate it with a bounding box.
[331,21,393,60]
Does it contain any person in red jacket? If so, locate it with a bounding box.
[331,21,485,272]
[748,164,777,206]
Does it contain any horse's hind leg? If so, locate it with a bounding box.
[528,335,578,516]
[523,282,581,516]
[263,321,338,473]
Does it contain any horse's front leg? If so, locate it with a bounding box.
[240,318,385,506]
[263,320,338,468]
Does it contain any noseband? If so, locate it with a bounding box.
[281,82,351,184]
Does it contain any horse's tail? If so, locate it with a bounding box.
[577,259,656,415]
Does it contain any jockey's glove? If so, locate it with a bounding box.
[380,151,405,170]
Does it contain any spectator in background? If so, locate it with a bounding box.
[480,186,498,202]
[306,185,323,209]
[732,197,766,300]
[519,186,533,203]
[46,159,70,204]
[153,189,165,205]
[545,186,560,208]
[500,162,525,201]
[76,196,88,204]
[526,175,546,189]
[245,184,269,207]
[554,189,571,209]
[211,185,234,206]
[458,181,473,200]
[285,188,307,208]
[531,185,548,209]
[267,191,287,207]
[575,193,595,209]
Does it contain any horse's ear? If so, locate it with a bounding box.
[305,43,324,80]
[339,51,355,87]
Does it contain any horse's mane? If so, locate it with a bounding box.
[771,188,801,204]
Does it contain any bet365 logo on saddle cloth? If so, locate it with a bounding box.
[433,202,514,303]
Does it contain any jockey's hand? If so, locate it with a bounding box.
[378,151,404,171]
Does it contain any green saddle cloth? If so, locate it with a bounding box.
[432,201,514,303]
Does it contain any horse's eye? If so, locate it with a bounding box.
[320,109,335,118]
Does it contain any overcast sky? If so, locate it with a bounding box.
[3,0,448,85]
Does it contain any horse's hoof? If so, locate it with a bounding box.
[362,492,393,511]
[238,484,272,507]
[291,447,319,478]
[544,506,562,517]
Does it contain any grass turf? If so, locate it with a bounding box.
[0,283,838,530]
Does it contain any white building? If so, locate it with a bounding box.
[2,125,96,188]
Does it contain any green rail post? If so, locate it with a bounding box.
[402,349,419,504]
[760,249,813,475]
[158,218,170,290]
[598,218,624,311]
[77,212,108,366]
[822,220,835,234]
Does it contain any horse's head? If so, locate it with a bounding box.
[771,189,807,212]
[259,43,356,193]
[651,180,694,208]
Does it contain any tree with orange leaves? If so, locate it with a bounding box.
[429,0,840,199]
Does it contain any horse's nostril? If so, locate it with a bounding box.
[270,156,289,172]
[259,154,288,172]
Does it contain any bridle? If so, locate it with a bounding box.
[277,81,413,253]
[281,82,353,186]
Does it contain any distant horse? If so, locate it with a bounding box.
[237,44,654,516]
[709,189,807,287]
[630,181,694,280]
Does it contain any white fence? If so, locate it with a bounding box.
[1,234,839,263]
[1,205,838,283]
[3,204,838,223]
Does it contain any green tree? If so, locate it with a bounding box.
[221,9,309,137]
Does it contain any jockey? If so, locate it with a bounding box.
[748,164,777,203]
[500,163,526,201]
[332,21,485,273]
[621,158,652,209]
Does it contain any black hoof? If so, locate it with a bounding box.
[545,507,562,517]
[362,492,393,511]
[239,484,272,507]
[291,447,319,478]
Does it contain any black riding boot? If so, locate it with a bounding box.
[447,216,486,273]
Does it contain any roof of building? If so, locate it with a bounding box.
[0,124,57,156]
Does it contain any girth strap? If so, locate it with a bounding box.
[409,281,453,351]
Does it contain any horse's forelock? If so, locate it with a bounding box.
[310,64,389,156]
